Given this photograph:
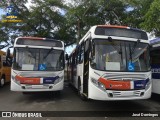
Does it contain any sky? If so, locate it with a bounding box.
[0,8,5,18]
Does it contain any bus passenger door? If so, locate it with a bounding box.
[83,39,90,96]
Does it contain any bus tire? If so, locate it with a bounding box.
[0,75,5,87]
[78,79,87,101]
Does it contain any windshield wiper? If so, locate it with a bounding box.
[25,46,36,59]
[129,44,132,62]
[43,48,54,60]
[128,39,141,62]
[108,37,122,55]
[131,39,140,55]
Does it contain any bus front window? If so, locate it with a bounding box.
[90,39,150,72]
[13,48,64,71]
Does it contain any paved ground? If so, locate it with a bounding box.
[0,82,160,120]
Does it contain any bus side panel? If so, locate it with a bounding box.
[151,65,160,94]
[2,67,11,82]
[152,79,160,94]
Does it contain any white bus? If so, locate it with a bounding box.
[150,38,160,94]
[67,25,151,100]
[11,37,65,93]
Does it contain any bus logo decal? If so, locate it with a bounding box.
[38,64,46,71]
[128,62,135,71]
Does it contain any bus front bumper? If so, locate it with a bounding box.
[88,82,152,100]
[10,79,64,92]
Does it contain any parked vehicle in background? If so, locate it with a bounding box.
[11,37,65,93]
[0,50,12,87]
[150,38,160,94]
[67,25,151,100]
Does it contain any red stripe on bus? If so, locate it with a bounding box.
[97,25,128,29]
[98,77,131,90]
[18,37,44,40]
[15,75,41,84]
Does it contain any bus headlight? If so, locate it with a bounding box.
[54,76,63,84]
[13,76,21,85]
[145,79,151,90]
[91,78,106,91]
[11,75,15,80]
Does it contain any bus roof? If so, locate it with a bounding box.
[97,25,145,32]
[17,37,45,40]
[78,25,147,44]
[97,25,128,28]
[14,37,64,48]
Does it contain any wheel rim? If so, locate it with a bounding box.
[0,78,4,86]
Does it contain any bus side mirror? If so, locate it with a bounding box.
[65,54,69,60]
[11,39,15,45]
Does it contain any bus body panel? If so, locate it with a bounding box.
[152,79,160,94]
[0,51,12,84]
[88,83,151,100]
[11,79,64,92]
[11,70,64,92]
[88,68,151,100]
[150,38,160,94]
[2,67,11,82]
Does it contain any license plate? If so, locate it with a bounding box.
[31,85,44,89]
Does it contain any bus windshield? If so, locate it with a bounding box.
[90,39,150,72]
[13,48,64,71]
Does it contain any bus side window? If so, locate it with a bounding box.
[76,46,79,65]
[79,42,84,63]
[78,46,81,63]
[75,50,77,65]
[72,53,75,66]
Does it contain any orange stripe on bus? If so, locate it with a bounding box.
[15,75,40,84]
[97,25,128,29]
[99,77,131,90]
[18,37,44,40]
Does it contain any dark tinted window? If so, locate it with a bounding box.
[95,27,148,40]
[16,39,63,47]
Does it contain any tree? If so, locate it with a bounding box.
[0,0,68,46]
[140,0,160,36]
[65,0,127,43]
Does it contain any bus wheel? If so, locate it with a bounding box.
[78,80,88,101]
[0,77,5,87]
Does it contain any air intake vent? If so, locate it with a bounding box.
[107,90,145,98]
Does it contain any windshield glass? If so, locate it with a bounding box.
[90,39,150,72]
[13,48,64,71]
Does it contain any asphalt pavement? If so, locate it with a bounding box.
[0,82,160,120]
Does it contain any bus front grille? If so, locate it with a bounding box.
[107,90,145,98]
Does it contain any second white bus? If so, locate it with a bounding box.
[67,25,151,100]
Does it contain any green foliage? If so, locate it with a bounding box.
[0,0,67,45]
[66,0,127,43]
[140,0,160,36]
